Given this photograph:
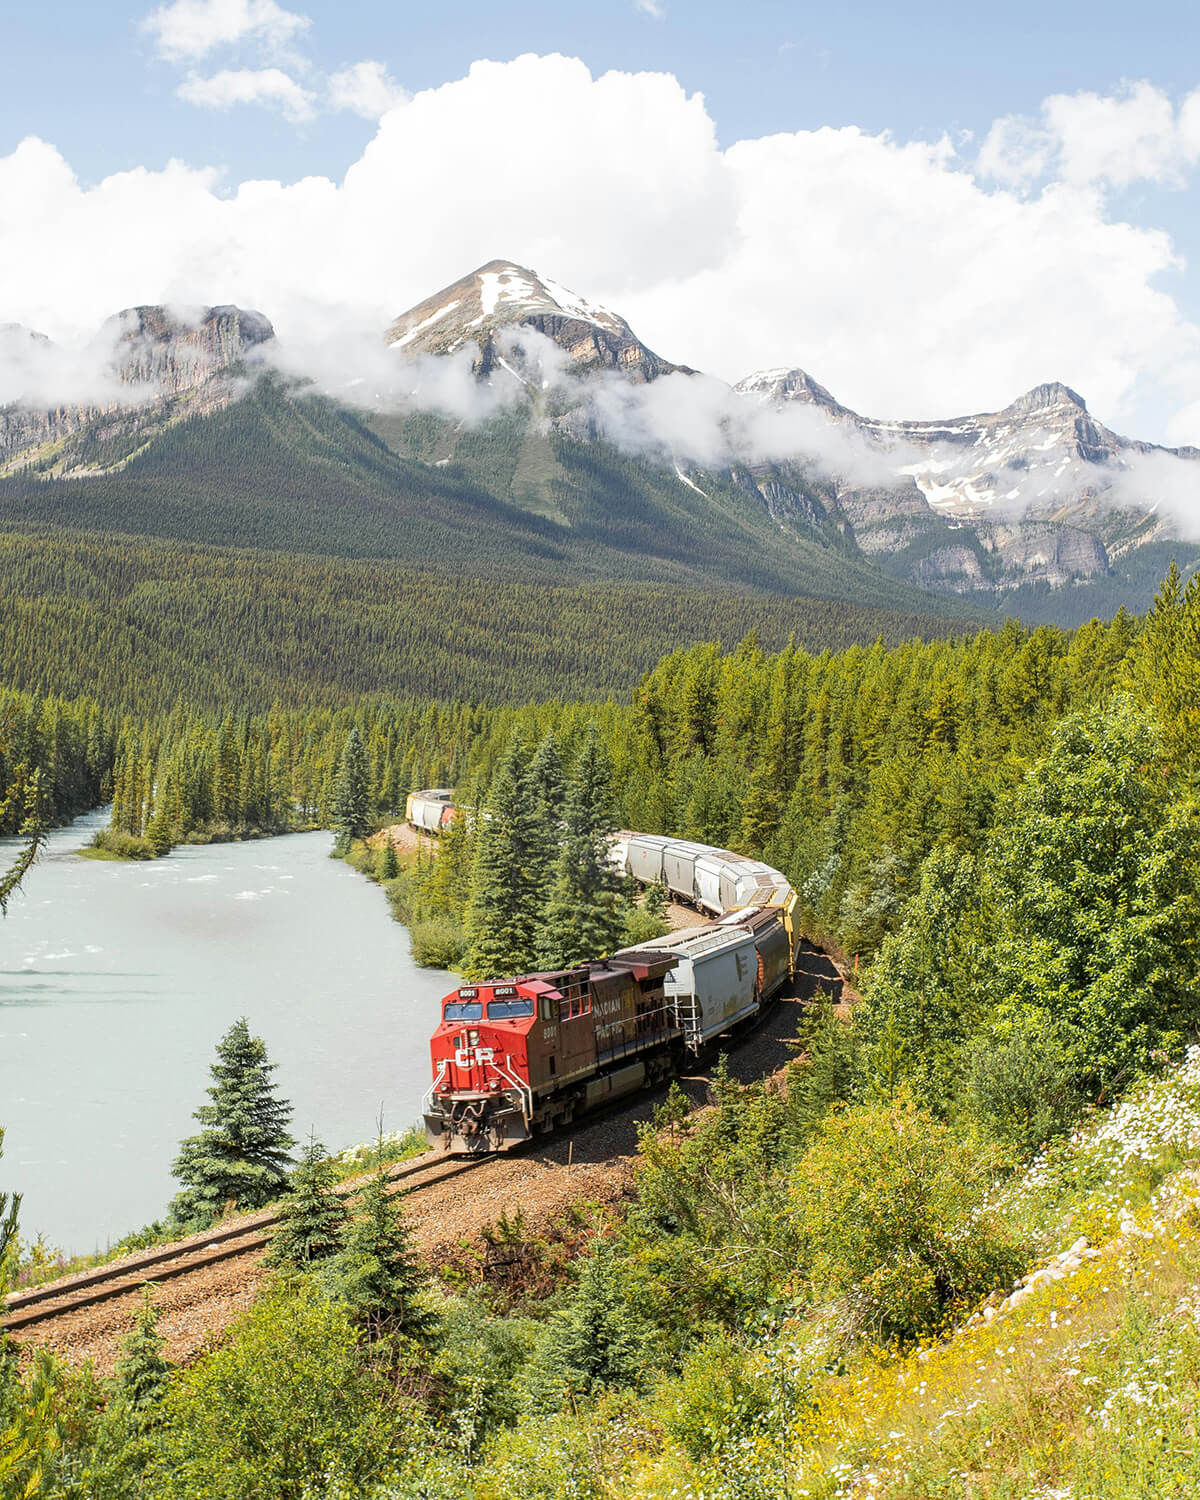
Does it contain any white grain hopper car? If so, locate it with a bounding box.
[405,788,455,833]
[614,831,791,915]
[615,906,790,1051]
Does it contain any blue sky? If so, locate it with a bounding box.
[3,0,1200,443]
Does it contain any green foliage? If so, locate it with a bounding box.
[332,727,371,851]
[463,741,542,979]
[960,1013,1084,1160]
[659,1334,777,1461]
[524,1239,652,1409]
[537,728,625,967]
[169,1018,295,1227]
[115,1287,172,1414]
[267,1139,347,1270]
[319,1165,437,1343]
[150,1280,402,1500]
[791,1092,1026,1344]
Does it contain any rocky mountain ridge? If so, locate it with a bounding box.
[2,262,1196,613]
[0,305,273,479]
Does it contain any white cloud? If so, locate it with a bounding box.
[980,81,1200,190]
[2,55,1199,444]
[177,67,315,122]
[142,0,310,62]
[634,0,665,16]
[327,60,408,121]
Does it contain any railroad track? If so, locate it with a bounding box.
[2,1151,488,1336]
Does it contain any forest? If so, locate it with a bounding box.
[2,567,1199,1496]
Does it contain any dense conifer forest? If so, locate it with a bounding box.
[3,568,1199,1497]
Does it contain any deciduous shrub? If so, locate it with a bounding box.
[792,1092,1026,1345]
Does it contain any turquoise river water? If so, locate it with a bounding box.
[0,811,449,1254]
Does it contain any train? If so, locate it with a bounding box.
[410,793,807,1154]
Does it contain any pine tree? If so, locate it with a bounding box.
[463,739,541,979]
[319,1165,435,1343]
[538,728,624,967]
[379,840,400,881]
[266,1138,346,1269]
[169,1018,295,1227]
[531,1240,647,1404]
[332,727,370,852]
[115,1287,171,1412]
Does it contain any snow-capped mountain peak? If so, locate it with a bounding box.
[385,259,689,382]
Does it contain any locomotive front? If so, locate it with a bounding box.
[423,981,540,1153]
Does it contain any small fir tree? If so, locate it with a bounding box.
[331,727,370,852]
[379,840,399,881]
[319,1164,435,1343]
[266,1138,346,1270]
[170,1018,295,1227]
[538,728,624,967]
[115,1287,171,1413]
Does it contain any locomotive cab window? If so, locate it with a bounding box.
[539,996,556,1022]
[444,1001,483,1021]
[487,998,535,1019]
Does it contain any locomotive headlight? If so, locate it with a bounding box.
[468,1029,480,1046]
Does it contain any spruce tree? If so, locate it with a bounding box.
[463,739,541,979]
[266,1138,346,1269]
[331,727,370,852]
[379,840,400,881]
[525,731,566,913]
[319,1165,435,1343]
[169,1018,295,1227]
[538,728,624,967]
[115,1287,171,1412]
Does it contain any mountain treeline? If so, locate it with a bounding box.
[0,686,113,838]
[0,527,968,713]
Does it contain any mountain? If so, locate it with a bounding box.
[0,304,273,479]
[1,265,1195,630]
[734,368,1200,606]
[385,259,689,383]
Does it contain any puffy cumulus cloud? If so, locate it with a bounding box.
[327,60,409,121]
[2,55,1200,442]
[177,67,316,122]
[980,81,1200,190]
[142,0,310,62]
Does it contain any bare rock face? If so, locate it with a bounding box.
[386,260,689,384]
[0,305,274,478]
[734,364,1200,596]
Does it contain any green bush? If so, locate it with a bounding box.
[660,1335,776,1460]
[150,1280,404,1499]
[960,1013,1084,1160]
[88,829,157,860]
[409,918,468,970]
[792,1092,1026,1345]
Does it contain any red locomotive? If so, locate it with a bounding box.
[423,952,679,1153]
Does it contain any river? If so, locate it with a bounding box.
[0,811,449,1255]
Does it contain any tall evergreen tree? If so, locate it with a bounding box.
[170,1018,295,1227]
[538,728,624,967]
[332,727,370,852]
[319,1165,435,1343]
[525,731,566,913]
[463,739,541,979]
[266,1138,347,1270]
